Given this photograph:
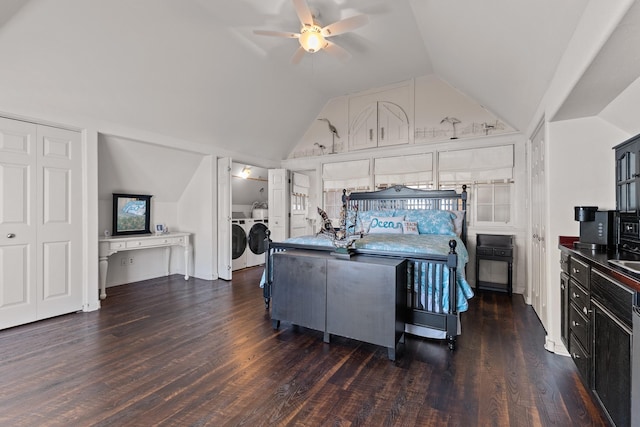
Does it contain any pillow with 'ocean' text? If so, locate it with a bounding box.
[367,216,404,234]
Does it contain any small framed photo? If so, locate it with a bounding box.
[155,224,166,235]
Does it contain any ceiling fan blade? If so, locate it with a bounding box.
[323,40,352,62]
[292,0,314,27]
[253,30,300,39]
[321,14,369,37]
[291,46,306,64]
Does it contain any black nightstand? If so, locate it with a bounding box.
[475,234,514,296]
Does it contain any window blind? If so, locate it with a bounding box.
[374,153,433,186]
[292,172,310,196]
[322,159,370,190]
[438,145,513,183]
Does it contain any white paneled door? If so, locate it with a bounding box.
[530,121,547,329]
[0,118,38,327]
[0,118,83,329]
[217,157,232,280]
[268,169,289,243]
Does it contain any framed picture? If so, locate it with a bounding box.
[112,193,152,236]
[155,223,166,235]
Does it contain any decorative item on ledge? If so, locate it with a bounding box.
[317,189,363,258]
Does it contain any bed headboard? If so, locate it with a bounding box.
[346,185,468,243]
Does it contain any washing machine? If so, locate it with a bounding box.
[246,218,269,267]
[231,219,248,271]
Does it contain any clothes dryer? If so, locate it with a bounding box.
[246,219,269,267]
[231,219,248,271]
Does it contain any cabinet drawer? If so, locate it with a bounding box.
[569,279,589,314]
[476,247,494,256]
[570,257,589,288]
[569,304,590,351]
[591,269,634,328]
[560,252,570,274]
[569,333,591,385]
[493,248,512,257]
[476,246,512,258]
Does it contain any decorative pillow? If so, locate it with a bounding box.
[402,221,419,235]
[367,216,405,234]
[449,210,466,237]
[393,209,456,236]
[356,210,395,234]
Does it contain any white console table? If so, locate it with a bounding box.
[98,232,191,299]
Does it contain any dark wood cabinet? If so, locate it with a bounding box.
[591,270,634,427]
[592,302,631,427]
[558,246,636,427]
[475,234,514,295]
[560,272,569,348]
[615,134,640,213]
[560,251,570,348]
[271,250,406,360]
[272,250,327,332]
[326,257,407,360]
[567,256,591,385]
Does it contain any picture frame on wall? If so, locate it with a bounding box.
[112,193,152,236]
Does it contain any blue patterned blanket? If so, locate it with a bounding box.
[263,234,474,312]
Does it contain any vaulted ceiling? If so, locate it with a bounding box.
[0,0,637,162]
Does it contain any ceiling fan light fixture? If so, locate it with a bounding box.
[299,25,325,53]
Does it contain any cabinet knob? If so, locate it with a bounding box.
[572,292,579,299]
[571,320,580,327]
[572,267,580,274]
[572,353,581,360]
[6,233,15,238]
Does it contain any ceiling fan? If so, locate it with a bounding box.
[253,0,369,64]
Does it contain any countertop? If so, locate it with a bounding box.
[559,236,640,293]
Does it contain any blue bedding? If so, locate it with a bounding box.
[263,234,474,313]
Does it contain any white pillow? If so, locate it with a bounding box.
[368,216,404,234]
[449,210,465,237]
[402,221,419,235]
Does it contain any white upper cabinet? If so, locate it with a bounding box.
[348,83,412,151]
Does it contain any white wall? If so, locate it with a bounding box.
[523,0,637,354]
[544,117,628,352]
[178,155,215,280]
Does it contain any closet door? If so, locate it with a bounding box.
[36,125,83,319]
[0,118,38,328]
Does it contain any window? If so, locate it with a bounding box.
[322,160,370,223]
[291,193,307,212]
[475,181,512,224]
[323,189,347,221]
[438,144,514,227]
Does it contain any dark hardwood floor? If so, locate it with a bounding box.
[0,267,608,426]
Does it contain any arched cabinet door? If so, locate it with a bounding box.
[377,101,409,147]
[349,101,409,151]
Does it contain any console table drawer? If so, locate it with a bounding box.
[109,241,126,251]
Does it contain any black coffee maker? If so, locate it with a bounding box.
[574,206,618,251]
